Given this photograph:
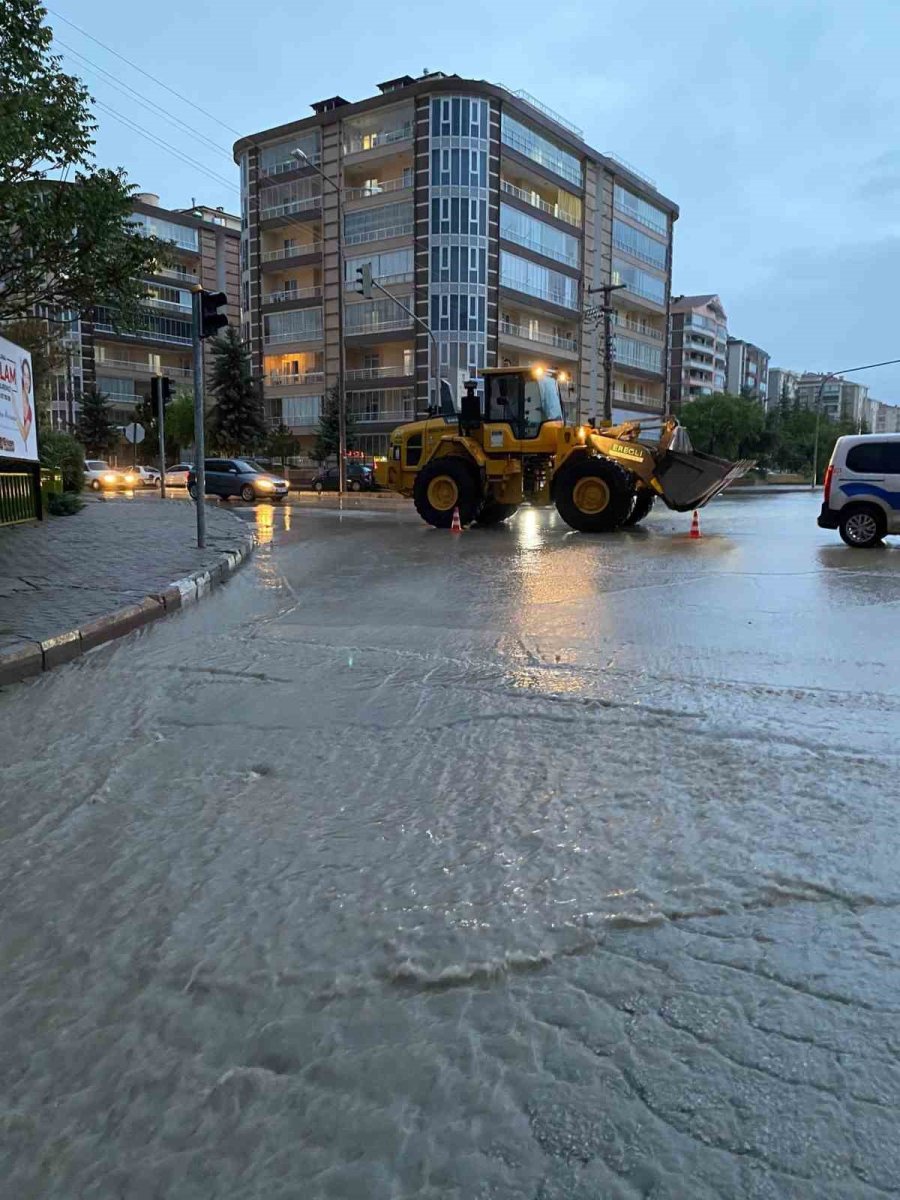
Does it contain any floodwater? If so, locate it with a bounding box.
[3,492,900,1199]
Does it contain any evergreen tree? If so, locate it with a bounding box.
[166,390,197,456]
[75,389,118,456]
[208,325,266,455]
[312,387,357,463]
[267,422,299,470]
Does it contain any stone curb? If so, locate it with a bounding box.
[0,532,255,689]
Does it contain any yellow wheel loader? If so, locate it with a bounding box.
[373,367,752,532]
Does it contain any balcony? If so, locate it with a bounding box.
[94,320,192,347]
[346,364,412,381]
[347,387,416,424]
[499,320,577,352]
[259,196,321,221]
[261,242,323,264]
[618,317,664,341]
[144,296,191,314]
[499,179,580,228]
[267,370,325,386]
[94,357,192,379]
[155,264,198,284]
[259,152,322,178]
[612,234,666,270]
[344,222,413,247]
[345,317,413,336]
[343,123,413,155]
[263,286,322,305]
[264,329,323,347]
[344,176,412,201]
[500,223,579,268]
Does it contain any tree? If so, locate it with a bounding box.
[267,422,298,470]
[75,389,118,456]
[208,325,266,455]
[0,1,164,323]
[679,392,766,461]
[165,391,196,457]
[39,428,83,492]
[313,386,357,463]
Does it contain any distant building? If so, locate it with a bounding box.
[47,193,241,431]
[726,338,769,405]
[668,294,727,409]
[872,401,900,433]
[768,367,799,408]
[795,373,870,426]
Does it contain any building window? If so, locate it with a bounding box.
[611,259,666,305]
[614,335,662,373]
[344,296,413,333]
[129,213,198,252]
[264,308,324,344]
[344,201,413,244]
[612,219,666,270]
[499,251,579,309]
[260,132,320,175]
[282,394,322,425]
[344,247,413,284]
[500,203,580,267]
[613,184,667,235]
[500,112,582,186]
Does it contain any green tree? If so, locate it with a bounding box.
[75,389,118,456]
[312,387,357,463]
[0,0,164,323]
[39,427,84,491]
[679,392,766,461]
[267,422,298,470]
[165,391,196,457]
[208,326,266,455]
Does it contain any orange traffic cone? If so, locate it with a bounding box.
[450,506,462,533]
[689,509,701,539]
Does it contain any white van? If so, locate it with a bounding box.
[818,434,900,547]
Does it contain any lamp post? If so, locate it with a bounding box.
[293,147,347,495]
[810,357,900,488]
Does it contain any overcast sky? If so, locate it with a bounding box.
[50,0,900,400]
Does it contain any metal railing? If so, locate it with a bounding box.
[500,179,581,227]
[260,242,323,263]
[344,176,412,200]
[344,223,414,246]
[344,317,414,335]
[155,265,199,283]
[618,318,664,341]
[0,472,36,525]
[343,124,413,154]
[344,270,414,288]
[264,332,324,346]
[95,358,192,378]
[267,370,325,386]
[497,85,584,138]
[604,152,657,189]
[263,286,322,305]
[498,321,577,351]
[346,364,412,381]
[260,196,321,220]
[500,126,582,187]
[259,152,322,177]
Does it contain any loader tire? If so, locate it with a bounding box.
[623,489,655,527]
[554,455,633,533]
[414,457,480,528]
[477,500,519,526]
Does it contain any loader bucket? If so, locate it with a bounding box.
[654,448,754,512]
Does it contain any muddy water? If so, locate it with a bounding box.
[3,493,900,1198]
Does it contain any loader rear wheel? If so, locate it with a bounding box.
[623,489,656,527]
[477,500,519,526]
[554,455,633,533]
[414,457,480,528]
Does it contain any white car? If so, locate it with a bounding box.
[164,463,193,487]
[818,433,900,547]
[132,464,161,487]
[84,460,138,491]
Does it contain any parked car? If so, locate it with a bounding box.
[819,434,900,548]
[164,463,193,487]
[84,460,136,491]
[132,465,161,487]
[187,459,290,503]
[312,463,377,493]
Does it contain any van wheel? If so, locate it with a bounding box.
[839,505,885,548]
[314,481,324,493]
[554,455,634,532]
[414,457,480,528]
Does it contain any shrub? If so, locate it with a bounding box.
[48,491,85,516]
[39,430,85,492]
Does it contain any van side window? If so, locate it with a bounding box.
[846,443,894,473]
[406,433,423,467]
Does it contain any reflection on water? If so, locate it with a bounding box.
[254,504,275,545]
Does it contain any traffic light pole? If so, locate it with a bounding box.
[191,287,207,549]
[152,375,167,499]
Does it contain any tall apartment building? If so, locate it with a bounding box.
[795,373,870,426]
[726,338,769,406]
[768,367,799,408]
[873,401,900,433]
[667,295,727,409]
[47,194,241,430]
[234,73,677,457]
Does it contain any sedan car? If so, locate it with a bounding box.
[83,460,138,491]
[132,465,161,487]
[187,458,290,502]
[163,463,193,487]
[312,463,376,493]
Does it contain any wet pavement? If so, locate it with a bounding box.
[3,491,900,1198]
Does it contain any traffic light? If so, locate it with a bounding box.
[199,289,228,339]
[151,375,174,409]
[355,263,373,299]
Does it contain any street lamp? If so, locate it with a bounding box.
[810,357,900,488]
[292,146,348,495]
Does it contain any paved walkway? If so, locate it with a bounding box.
[0,497,250,653]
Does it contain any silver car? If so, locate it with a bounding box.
[164,462,193,487]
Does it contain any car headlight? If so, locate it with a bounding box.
[257,478,274,489]
[103,473,117,483]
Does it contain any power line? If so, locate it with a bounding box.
[47,6,241,136]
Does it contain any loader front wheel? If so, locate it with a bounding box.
[555,455,633,533]
[414,457,480,528]
[623,489,656,527]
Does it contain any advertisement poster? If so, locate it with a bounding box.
[0,333,38,462]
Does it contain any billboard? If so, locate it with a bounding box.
[0,334,38,462]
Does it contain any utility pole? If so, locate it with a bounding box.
[587,282,626,424]
[810,356,900,488]
[191,287,207,549]
[65,344,75,430]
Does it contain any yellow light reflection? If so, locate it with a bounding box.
[255,504,275,545]
[283,504,292,531]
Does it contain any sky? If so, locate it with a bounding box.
[49,0,900,400]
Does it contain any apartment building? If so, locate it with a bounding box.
[47,194,241,430]
[873,401,900,433]
[667,295,727,409]
[768,367,799,408]
[795,373,870,426]
[234,73,678,457]
[726,338,769,406]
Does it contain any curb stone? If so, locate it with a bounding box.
[0,531,255,689]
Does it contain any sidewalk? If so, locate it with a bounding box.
[0,497,253,682]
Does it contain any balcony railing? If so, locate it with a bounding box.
[344,176,413,201]
[155,265,198,283]
[497,85,584,138]
[260,196,321,221]
[144,296,191,314]
[345,317,414,336]
[498,321,577,352]
[344,223,414,246]
[261,242,323,263]
[263,286,322,305]
[345,364,413,381]
[94,321,192,347]
[500,277,580,310]
[499,179,581,228]
[618,317,664,341]
[612,235,667,271]
[267,370,325,386]
[264,328,324,346]
[94,358,192,378]
[259,152,322,177]
[500,223,579,268]
[604,152,657,189]
[612,389,663,409]
[343,124,413,155]
[347,389,416,423]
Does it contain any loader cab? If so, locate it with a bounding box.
[482,367,564,442]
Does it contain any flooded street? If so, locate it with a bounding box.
[3,491,900,1198]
